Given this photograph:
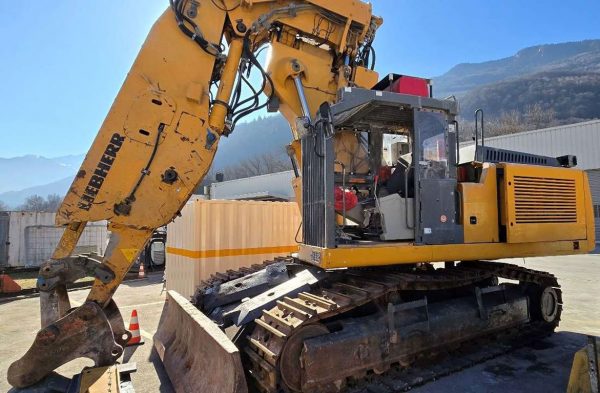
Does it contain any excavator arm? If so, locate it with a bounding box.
[8,0,380,388]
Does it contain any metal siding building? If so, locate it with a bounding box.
[462,120,600,244]
[588,169,600,242]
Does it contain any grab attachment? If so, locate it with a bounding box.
[7,300,130,388]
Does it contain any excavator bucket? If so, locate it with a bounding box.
[154,290,248,393]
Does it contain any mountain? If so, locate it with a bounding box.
[0,176,73,209]
[0,154,83,194]
[433,39,600,98]
[458,71,600,121]
[212,115,292,170]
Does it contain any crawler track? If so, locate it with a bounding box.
[342,321,554,393]
[194,260,561,393]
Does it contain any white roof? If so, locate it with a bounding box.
[210,171,296,200]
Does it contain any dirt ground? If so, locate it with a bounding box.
[1,254,598,393]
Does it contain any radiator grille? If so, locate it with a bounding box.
[302,126,335,248]
[513,176,577,223]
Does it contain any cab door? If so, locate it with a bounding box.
[413,110,463,245]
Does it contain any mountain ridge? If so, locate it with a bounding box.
[433,39,600,98]
[0,154,84,195]
[0,176,74,209]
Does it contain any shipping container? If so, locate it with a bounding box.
[165,199,301,299]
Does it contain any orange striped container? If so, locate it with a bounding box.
[165,199,301,299]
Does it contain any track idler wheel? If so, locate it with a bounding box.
[539,287,560,323]
[526,284,561,324]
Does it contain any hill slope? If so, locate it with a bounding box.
[212,115,291,170]
[0,154,83,194]
[434,39,600,98]
[0,176,73,209]
[459,71,600,120]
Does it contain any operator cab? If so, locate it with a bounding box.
[301,74,463,248]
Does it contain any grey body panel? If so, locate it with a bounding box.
[476,145,563,167]
[418,179,464,245]
[302,114,335,248]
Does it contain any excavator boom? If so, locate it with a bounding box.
[8,0,381,388]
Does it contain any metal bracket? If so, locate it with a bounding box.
[387,297,430,343]
[475,285,510,321]
[37,253,115,292]
[223,267,326,327]
[37,254,115,327]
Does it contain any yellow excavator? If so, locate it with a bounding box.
[8,0,596,392]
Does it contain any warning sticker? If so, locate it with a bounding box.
[120,248,139,263]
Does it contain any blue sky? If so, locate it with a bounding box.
[0,0,599,158]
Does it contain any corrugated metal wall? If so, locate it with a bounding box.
[165,200,302,299]
[1,212,108,267]
[587,169,600,243]
[24,223,107,266]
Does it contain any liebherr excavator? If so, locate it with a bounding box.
[8,0,596,392]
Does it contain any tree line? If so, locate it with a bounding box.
[0,194,62,212]
[458,103,559,141]
[218,150,292,181]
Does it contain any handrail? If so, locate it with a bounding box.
[474,109,485,161]
[452,120,460,165]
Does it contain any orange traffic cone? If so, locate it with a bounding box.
[138,263,146,279]
[126,309,144,346]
